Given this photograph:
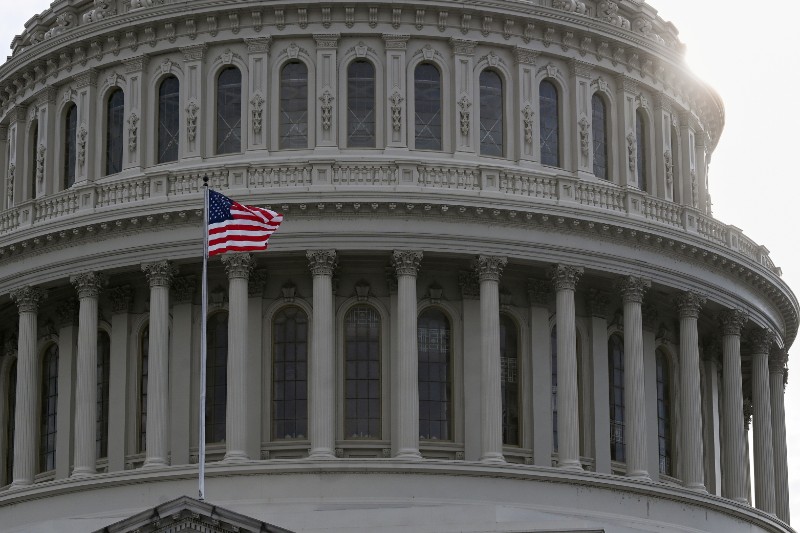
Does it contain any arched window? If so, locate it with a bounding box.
[539,80,560,167]
[636,109,647,191]
[479,70,503,157]
[591,94,609,179]
[656,350,673,476]
[347,60,376,148]
[138,325,149,453]
[216,67,242,154]
[63,104,77,189]
[414,63,442,151]
[670,126,679,201]
[418,308,452,441]
[344,305,381,439]
[272,307,308,440]
[40,344,59,473]
[206,312,228,443]
[608,334,625,463]
[279,62,309,149]
[551,325,583,452]
[105,89,124,176]
[500,314,519,446]
[157,76,180,163]
[5,360,16,484]
[96,331,110,460]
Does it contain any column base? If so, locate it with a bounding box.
[480,452,506,464]
[683,482,708,493]
[9,479,33,489]
[394,449,422,460]
[307,449,336,460]
[222,451,250,463]
[142,458,169,469]
[625,470,652,482]
[557,459,584,471]
[70,466,97,478]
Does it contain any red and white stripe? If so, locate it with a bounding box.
[208,201,283,257]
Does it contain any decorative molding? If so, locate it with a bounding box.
[389,90,404,132]
[307,249,337,277]
[319,89,334,131]
[313,34,339,49]
[251,93,265,136]
[616,276,650,304]
[578,116,590,157]
[748,328,774,355]
[476,255,507,282]
[141,261,177,288]
[221,253,256,280]
[449,38,476,56]
[171,276,197,304]
[675,291,706,319]
[186,101,199,142]
[10,286,47,313]
[245,37,271,54]
[550,264,583,291]
[127,113,139,153]
[457,95,471,136]
[70,271,106,299]
[522,104,535,145]
[392,250,422,277]
[719,309,748,336]
[109,285,134,313]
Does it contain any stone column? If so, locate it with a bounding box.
[587,290,612,474]
[616,276,650,480]
[750,329,776,514]
[392,250,423,459]
[528,280,552,466]
[550,264,583,470]
[70,272,105,477]
[769,349,790,523]
[701,345,723,496]
[169,277,195,466]
[719,309,748,503]
[675,291,706,490]
[307,250,337,458]
[141,261,176,468]
[10,286,46,486]
[221,253,255,462]
[477,255,507,463]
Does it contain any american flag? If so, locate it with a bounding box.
[207,190,283,257]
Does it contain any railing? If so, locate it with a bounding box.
[575,181,625,211]
[499,172,558,199]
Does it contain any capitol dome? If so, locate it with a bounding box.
[0,1,795,531]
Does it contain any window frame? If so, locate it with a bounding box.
[63,103,78,190]
[345,59,378,149]
[39,343,59,474]
[591,93,610,180]
[215,66,244,155]
[157,75,181,164]
[96,329,111,460]
[270,305,309,441]
[608,333,625,464]
[104,88,125,176]
[539,79,561,168]
[418,306,454,443]
[635,108,649,192]
[341,303,383,440]
[278,61,310,150]
[478,69,505,158]
[499,313,521,447]
[205,311,229,444]
[413,62,443,152]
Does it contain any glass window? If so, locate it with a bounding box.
[418,308,452,441]
[216,67,242,154]
[656,351,673,476]
[670,126,679,201]
[608,334,625,463]
[591,94,609,179]
[539,80,560,167]
[414,63,442,151]
[138,325,148,453]
[40,344,59,473]
[500,315,519,446]
[157,76,180,163]
[5,360,16,484]
[64,104,77,189]
[279,62,309,149]
[636,109,647,191]
[272,307,308,440]
[105,89,124,176]
[206,312,228,444]
[479,70,503,157]
[344,305,381,439]
[96,331,110,460]
[347,60,376,148]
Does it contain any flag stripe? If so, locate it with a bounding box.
[207,190,283,257]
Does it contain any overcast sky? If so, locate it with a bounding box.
[2,0,799,520]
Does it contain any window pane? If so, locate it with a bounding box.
[608,334,625,463]
[418,309,451,441]
[5,361,16,484]
[592,94,609,180]
[158,76,180,163]
[656,352,672,475]
[344,305,381,438]
[216,67,242,154]
[280,62,309,149]
[40,345,59,473]
[347,61,376,148]
[636,110,647,191]
[64,105,77,189]
[139,326,149,453]
[479,70,503,157]
[207,312,228,443]
[272,307,308,440]
[540,80,560,167]
[106,89,124,175]
[96,331,111,459]
[414,63,442,151]
[500,315,519,446]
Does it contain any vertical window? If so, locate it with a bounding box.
[216,67,242,154]
[40,345,59,473]
[5,360,16,484]
[96,331,110,460]
[347,60,376,148]
[344,305,381,439]
[608,334,625,463]
[138,325,149,453]
[272,307,308,440]
[656,350,673,476]
[591,94,609,179]
[64,104,77,189]
[418,308,452,441]
[157,76,180,163]
[636,109,647,191]
[479,70,503,157]
[670,126,679,201]
[500,315,519,446]
[206,312,228,443]
[414,63,442,150]
[539,80,560,167]
[279,62,309,149]
[105,89,124,176]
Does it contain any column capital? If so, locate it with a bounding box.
[616,275,650,303]
[221,253,256,280]
[675,291,706,319]
[109,285,134,313]
[313,33,340,49]
[307,249,337,277]
[449,38,477,55]
[70,271,106,299]
[55,298,78,328]
[476,255,507,282]
[244,36,271,54]
[392,250,423,277]
[749,328,774,355]
[768,349,788,375]
[10,286,47,313]
[550,264,583,291]
[141,261,177,288]
[527,278,551,306]
[719,308,748,336]
[171,276,197,304]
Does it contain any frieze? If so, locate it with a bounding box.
[245,37,271,54]
[313,34,339,49]
[449,38,476,56]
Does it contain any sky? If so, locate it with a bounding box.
[2,0,799,521]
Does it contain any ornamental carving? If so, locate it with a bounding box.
[476,255,507,282]
[186,101,199,142]
[222,253,256,280]
[307,249,337,277]
[459,270,479,299]
[251,93,265,136]
[142,261,177,288]
[586,289,610,318]
[769,350,788,376]
[527,278,551,306]
[109,285,134,312]
[83,0,114,24]
[415,9,425,31]
[6,163,14,207]
[598,1,630,30]
[553,0,587,14]
[249,270,268,297]
[550,264,583,291]
[389,90,404,133]
[35,144,46,186]
[171,276,197,303]
[626,131,636,171]
[55,298,78,327]
[664,149,673,186]
[749,328,774,355]
[392,250,423,277]
[522,104,535,145]
[633,17,665,46]
[130,0,160,10]
[77,125,88,167]
[482,16,493,37]
[319,89,334,131]
[457,95,471,137]
[70,271,106,299]
[44,12,76,40]
[690,169,698,207]
[719,308,748,336]
[675,291,706,319]
[128,113,139,153]
[616,276,650,303]
[578,116,590,157]
[10,286,47,313]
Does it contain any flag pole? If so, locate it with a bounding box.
[199,176,209,501]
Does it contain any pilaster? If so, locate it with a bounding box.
[107,285,133,473]
[615,76,638,188]
[180,45,207,160]
[383,35,409,149]
[8,106,27,205]
[314,35,339,149]
[169,277,195,466]
[514,48,537,164]
[246,37,271,153]
[571,61,593,177]
[450,39,477,154]
[587,289,611,474]
[73,69,97,184]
